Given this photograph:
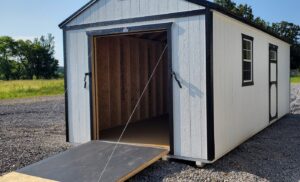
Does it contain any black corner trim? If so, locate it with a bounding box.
[63,30,69,142]
[242,34,254,87]
[205,9,215,161]
[88,36,94,140]
[64,9,206,31]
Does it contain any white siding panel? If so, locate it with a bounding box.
[130,0,140,18]
[66,31,91,143]
[175,17,191,157]
[278,45,290,117]
[189,15,205,158]
[139,0,150,16]
[213,11,290,160]
[66,15,207,159]
[67,0,204,26]
[121,0,131,19]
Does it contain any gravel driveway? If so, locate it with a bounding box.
[1,85,300,181]
[0,96,71,175]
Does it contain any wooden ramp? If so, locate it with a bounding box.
[1,141,169,182]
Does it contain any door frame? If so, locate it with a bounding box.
[269,44,278,122]
[87,23,174,154]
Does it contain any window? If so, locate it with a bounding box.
[242,34,254,86]
[269,49,277,61]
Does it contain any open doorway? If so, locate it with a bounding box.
[90,29,172,150]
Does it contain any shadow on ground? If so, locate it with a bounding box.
[131,114,300,182]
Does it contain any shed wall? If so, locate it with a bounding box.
[65,15,208,159]
[213,11,290,160]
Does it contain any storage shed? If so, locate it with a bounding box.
[59,0,290,165]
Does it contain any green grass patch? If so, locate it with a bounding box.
[291,76,300,84]
[0,79,64,100]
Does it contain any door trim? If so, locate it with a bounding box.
[87,23,174,154]
[269,44,278,122]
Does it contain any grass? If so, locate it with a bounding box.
[291,76,300,84]
[0,79,64,100]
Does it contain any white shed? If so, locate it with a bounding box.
[59,0,290,165]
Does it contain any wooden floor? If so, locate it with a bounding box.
[100,116,170,149]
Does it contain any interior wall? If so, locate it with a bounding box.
[93,35,169,135]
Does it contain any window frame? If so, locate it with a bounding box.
[242,34,254,86]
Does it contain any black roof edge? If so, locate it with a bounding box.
[188,0,292,44]
[58,0,98,28]
[59,0,291,44]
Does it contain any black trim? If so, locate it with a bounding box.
[59,0,97,28]
[87,23,174,155]
[205,9,215,161]
[64,9,206,31]
[269,44,278,121]
[59,0,291,44]
[242,34,254,87]
[166,25,174,155]
[63,30,69,142]
[88,36,94,139]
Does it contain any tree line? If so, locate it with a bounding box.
[0,34,59,80]
[214,0,300,69]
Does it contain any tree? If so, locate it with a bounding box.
[214,0,236,11]
[271,22,300,69]
[234,4,254,21]
[271,21,300,44]
[0,36,18,80]
[253,17,269,29]
[0,34,59,80]
[214,0,300,69]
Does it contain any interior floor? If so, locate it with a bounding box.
[100,115,170,149]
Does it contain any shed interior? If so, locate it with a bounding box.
[92,31,171,149]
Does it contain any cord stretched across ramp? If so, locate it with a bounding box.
[97,45,168,182]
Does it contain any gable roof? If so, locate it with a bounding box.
[59,0,291,44]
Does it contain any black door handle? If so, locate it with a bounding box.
[172,71,182,89]
[84,72,91,89]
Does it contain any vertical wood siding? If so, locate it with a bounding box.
[213,11,290,160]
[66,31,91,143]
[65,0,207,159]
[93,36,168,132]
[67,0,204,26]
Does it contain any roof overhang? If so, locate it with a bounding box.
[58,0,97,28]
[58,0,291,44]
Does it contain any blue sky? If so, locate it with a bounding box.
[0,0,299,66]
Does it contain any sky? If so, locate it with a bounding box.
[0,0,299,66]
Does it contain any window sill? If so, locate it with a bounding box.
[242,81,254,87]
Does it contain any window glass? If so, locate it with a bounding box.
[270,50,277,61]
[242,35,253,85]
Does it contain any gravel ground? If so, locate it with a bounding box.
[0,85,300,181]
[0,96,71,175]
